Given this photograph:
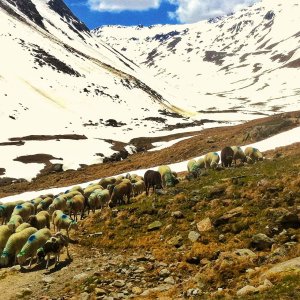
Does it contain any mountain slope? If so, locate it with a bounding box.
[94,0,300,115]
[0,0,196,181]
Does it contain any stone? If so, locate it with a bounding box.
[233,249,256,258]
[80,292,90,300]
[236,285,257,296]
[261,256,300,279]
[164,276,175,284]
[188,231,200,242]
[251,233,274,250]
[257,279,273,292]
[214,207,244,226]
[74,273,89,281]
[113,279,126,287]
[167,235,183,248]
[171,211,184,219]
[159,268,171,277]
[131,286,142,295]
[95,288,106,296]
[148,221,163,231]
[197,217,213,232]
[42,276,55,284]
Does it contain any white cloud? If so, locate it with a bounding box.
[87,0,161,12]
[168,0,259,23]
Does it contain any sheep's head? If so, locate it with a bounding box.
[17,251,27,265]
[211,161,218,169]
[0,205,5,217]
[0,251,10,266]
[69,221,78,231]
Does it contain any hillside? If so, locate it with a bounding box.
[0,133,299,299]
[94,0,300,116]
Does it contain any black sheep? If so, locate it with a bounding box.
[144,170,163,196]
[221,146,234,168]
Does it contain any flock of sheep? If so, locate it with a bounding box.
[0,146,263,270]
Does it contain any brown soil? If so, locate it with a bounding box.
[0,110,299,199]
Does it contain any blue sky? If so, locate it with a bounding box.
[64,0,259,30]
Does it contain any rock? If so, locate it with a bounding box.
[277,212,300,229]
[186,288,200,297]
[236,285,257,296]
[148,221,162,231]
[251,233,274,250]
[80,292,90,300]
[42,276,55,284]
[131,286,142,295]
[17,288,33,298]
[167,235,183,248]
[9,265,21,272]
[233,249,256,258]
[261,256,300,279]
[197,217,213,232]
[214,207,244,226]
[171,211,184,218]
[257,279,273,292]
[73,273,89,281]
[113,279,126,287]
[164,276,175,284]
[159,268,171,277]
[188,231,200,242]
[95,288,106,296]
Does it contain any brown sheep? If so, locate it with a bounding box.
[221,146,234,168]
[144,170,163,196]
[108,180,132,207]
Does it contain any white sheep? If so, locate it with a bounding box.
[30,197,43,213]
[52,210,78,238]
[87,189,110,214]
[48,195,68,215]
[231,146,246,165]
[37,197,53,212]
[0,225,13,254]
[158,165,179,188]
[66,194,85,221]
[7,215,23,232]
[197,157,205,169]
[187,159,202,178]
[132,180,146,196]
[0,227,37,266]
[11,202,35,222]
[15,223,31,233]
[27,211,50,229]
[17,228,51,267]
[204,152,220,169]
[244,146,264,163]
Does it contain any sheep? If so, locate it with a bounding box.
[144,170,163,196]
[37,197,53,212]
[204,152,220,169]
[66,194,85,221]
[197,157,205,169]
[68,185,84,195]
[108,180,132,207]
[83,184,103,200]
[187,159,202,178]
[11,202,35,222]
[0,227,37,266]
[99,177,116,189]
[128,174,144,184]
[158,165,179,188]
[87,189,110,214]
[7,215,23,232]
[52,210,78,238]
[15,223,31,233]
[29,197,43,213]
[244,146,263,163]
[48,195,68,215]
[115,175,125,184]
[0,202,18,225]
[27,211,50,230]
[132,180,146,196]
[37,232,71,269]
[17,228,51,267]
[221,146,234,168]
[0,225,14,254]
[231,146,246,165]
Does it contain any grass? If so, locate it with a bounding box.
[77,146,300,298]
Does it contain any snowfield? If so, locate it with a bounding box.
[1,125,299,204]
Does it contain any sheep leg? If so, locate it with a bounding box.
[28,256,33,268]
[46,254,50,269]
[66,246,71,259]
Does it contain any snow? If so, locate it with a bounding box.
[1,125,299,204]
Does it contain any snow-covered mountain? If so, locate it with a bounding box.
[94,0,300,115]
[0,0,201,181]
[0,0,299,182]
